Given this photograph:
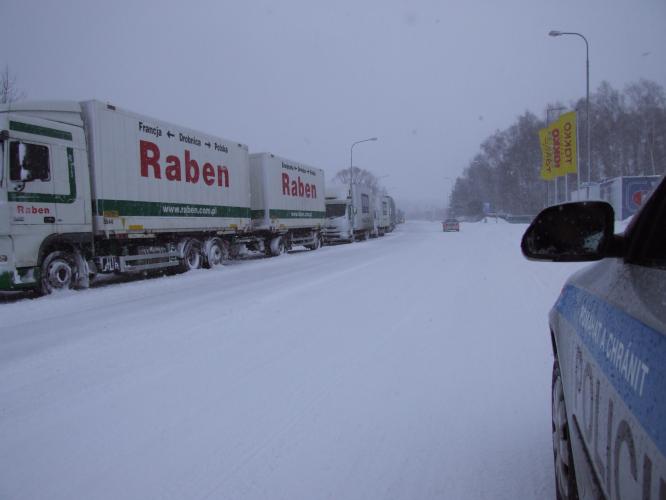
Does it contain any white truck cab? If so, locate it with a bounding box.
[323,184,374,243]
[0,101,92,291]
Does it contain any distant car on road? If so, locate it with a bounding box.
[442,218,460,232]
[521,176,665,500]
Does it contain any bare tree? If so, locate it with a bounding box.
[0,65,27,104]
[449,79,666,217]
[332,167,382,194]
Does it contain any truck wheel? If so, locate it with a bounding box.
[40,251,78,294]
[306,234,321,251]
[269,236,286,256]
[203,238,228,268]
[179,238,202,271]
[552,361,579,500]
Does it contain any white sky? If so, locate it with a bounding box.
[2,0,665,207]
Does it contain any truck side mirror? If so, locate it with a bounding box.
[0,130,8,142]
[521,202,617,262]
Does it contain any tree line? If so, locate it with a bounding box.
[449,79,666,217]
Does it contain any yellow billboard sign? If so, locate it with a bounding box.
[539,111,577,180]
[556,111,577,175]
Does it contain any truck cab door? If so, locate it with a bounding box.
[7,116,84,228]
[53,145,85,227]
[7,137,57,226]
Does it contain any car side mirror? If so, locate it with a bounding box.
[521,202,617,261]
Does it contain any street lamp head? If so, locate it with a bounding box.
[548,30,562,37]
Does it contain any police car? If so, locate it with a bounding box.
[521,176,665,500]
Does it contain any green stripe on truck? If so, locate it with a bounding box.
[252,209,325,219]
[268,209,325,219]
[10,121,73,141]
[94,199,251,218]
[0,271,13,290]
[0,270,37,291]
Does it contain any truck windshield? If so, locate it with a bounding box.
[326,203,347,218]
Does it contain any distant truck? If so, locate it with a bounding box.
[323,184,375,243]
[377,195,395,235]
[386,195,398,231]
[0,100,324,294]
[248,153,325,254]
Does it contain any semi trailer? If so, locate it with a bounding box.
[383,195,397,232]
[248,152,325,255]
[0,100,325,294]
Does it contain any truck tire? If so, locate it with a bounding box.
[203,238,228,268]
[40,250,78,294]
[73,250,91,289]
[269,236,286,256]
[179,238,202,271]
[305,234,321,251]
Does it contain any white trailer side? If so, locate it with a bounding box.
[249,153,325,231]
[378,195,391,233]
[248,153,325,254]
[82,101,251,236]
[352,184,374,237]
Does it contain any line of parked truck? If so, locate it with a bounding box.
[0,100,398,294]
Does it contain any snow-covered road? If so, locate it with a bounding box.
[0,221,586,500]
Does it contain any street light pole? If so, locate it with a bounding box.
[349,137,378,238]
[549,30,591,195]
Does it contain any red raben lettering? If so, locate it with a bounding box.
[281,173,317,198]
[202,163,215,186]
[140,140,161,179]
[185,150,199,183]
[139,141,230,188]
[165,155,182,181]
[16,205,50,215]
